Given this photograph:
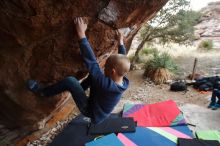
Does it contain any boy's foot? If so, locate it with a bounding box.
[211,104,220,110]
[26,79,44,96]
[208,102,215,108]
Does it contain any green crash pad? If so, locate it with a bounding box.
[196,130,220,143]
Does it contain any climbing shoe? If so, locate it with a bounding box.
[26,79,44,96]
[211,104,220,110]
[208,102,215,108]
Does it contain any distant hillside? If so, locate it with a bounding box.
[194,2,220,49]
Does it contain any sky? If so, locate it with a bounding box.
[190,0,220,10]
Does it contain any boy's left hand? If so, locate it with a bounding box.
[74,17,87,39]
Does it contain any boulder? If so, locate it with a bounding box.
[0,0,168,131]
[195,2,220,49]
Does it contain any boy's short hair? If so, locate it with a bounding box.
[105,54,130,76]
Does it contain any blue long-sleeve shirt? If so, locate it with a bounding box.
[79,38,129,124]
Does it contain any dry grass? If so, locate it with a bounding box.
[128,42,220,77]
[144,68,171,85]
[129,42,220,59]
[152,43,220,58]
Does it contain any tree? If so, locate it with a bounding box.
[131,0,201,68]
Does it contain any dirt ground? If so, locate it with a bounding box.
[114,69,211,111]
[114,69,220,132]
[123,44,220,109]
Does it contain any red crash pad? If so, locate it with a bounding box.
[123,100,186,127]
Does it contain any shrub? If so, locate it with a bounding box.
[140,47,158,56]
[145,52,178,73]
[137,48,158,64]
[128,54,135,61]
[198,40,213,50]
[144,51,178,84]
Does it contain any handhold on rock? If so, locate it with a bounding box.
[98,1,119,28]
[118,27,131,37]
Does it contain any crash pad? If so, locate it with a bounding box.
[88,117,136,135]
[50,113,121,146]
[119,126,193,146]
[85,133,124,146]
[50,115,94,146]
[196,130,220,143]
[117,133,137,146]
[122,100,186,127]
[178,138,220,146]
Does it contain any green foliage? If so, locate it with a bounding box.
[132,0,201,66]
[137,0,201,44]
[145,51,178,73]
[136,57,146,64]
[140,47,158,56]
[198,40,213,50]
[136,48,158,63]
[131,0,202,68]
[128,54,135,61]
[164,10,202,43]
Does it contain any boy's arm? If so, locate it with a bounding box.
[117,30,126,55]
[79,37,102,73]
[74,18,124,90]
[75,17,110,89]
[74,17,103,76]
[118,45,126,55]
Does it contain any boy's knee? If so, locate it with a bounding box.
[64,76,78,83]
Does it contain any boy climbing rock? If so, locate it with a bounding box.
[27,17,130,124]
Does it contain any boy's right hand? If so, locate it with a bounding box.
[74,17,87,39]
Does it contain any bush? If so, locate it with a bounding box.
[144,51,178,84]
[140,47,158,56]
[136,48,158,64]
[145,52,178,72]
[198,40,213,50]
[128,54,135,61]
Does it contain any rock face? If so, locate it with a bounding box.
[0,0,168,131]
[195,2,220,49]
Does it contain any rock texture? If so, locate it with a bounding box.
[195,2,220,49]
[0,0,168,132]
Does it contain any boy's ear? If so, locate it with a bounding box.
[112,68,116,75]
